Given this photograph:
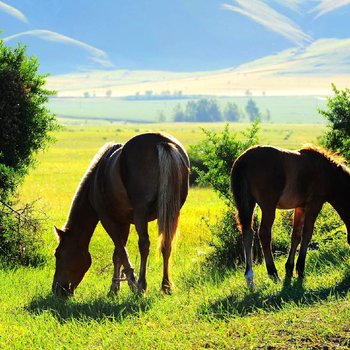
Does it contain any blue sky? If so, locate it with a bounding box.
[1,0,350,75]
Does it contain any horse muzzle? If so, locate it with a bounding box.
[52,281,74,298]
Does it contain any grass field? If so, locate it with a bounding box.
[1,123,350,349]
[48,95,327,124]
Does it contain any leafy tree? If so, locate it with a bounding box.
[0,40,57,266]
[223,102,241,122]
[173,103,186,122]
[319,84,350,161]
[174,98,223,122]
[0,41,57,201]
[245,98,260,121]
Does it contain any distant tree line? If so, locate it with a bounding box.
[173,98,270,122]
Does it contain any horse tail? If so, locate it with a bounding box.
[157,142,187,250]
[230,159,255,233]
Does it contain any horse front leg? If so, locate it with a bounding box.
[101,219,137,295]
[285,207,305,279]
[109,224,136,295]
[296,204,322,278]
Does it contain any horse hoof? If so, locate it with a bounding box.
[108,284,120,296]
[136,280,147,294]
[268,274,281,283]
[161,282,173,295]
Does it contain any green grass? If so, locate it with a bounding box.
[1,123,349,349]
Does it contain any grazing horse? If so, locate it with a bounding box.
[231,144,350,288]
[52,133,190,297]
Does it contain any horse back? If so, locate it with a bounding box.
[120,133,189,217]
[232,145,331,210]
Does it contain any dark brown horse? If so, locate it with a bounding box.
[52,133,189,297]
[231,144,350,288]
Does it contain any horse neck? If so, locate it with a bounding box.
[64,178,99,249]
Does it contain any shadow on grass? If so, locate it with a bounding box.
[26,293,155,323]
[198,267,350,319]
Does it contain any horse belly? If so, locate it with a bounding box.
[277,185,304,209]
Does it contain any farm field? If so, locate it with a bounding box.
[1,123,350,349]
[48,95,328,124]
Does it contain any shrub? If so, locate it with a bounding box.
[0,40,57,266]
[319,84,350,161]
[192,122,261,269]
[0,202,45,267]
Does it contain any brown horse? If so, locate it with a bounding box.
[52,133,189,297]
[231,144,350,288]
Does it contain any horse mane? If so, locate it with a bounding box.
[301,143,347,168]
[63,142,123,231]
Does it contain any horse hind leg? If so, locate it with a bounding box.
[259,206,279,281]
[237,198,257,290]
[134,211,150,293]
[160,215,179,295]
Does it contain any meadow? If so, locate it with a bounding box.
[48,95,327,124]
[1,122,350,349]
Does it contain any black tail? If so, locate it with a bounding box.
[230,160,256,232]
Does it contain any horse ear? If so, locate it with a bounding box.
[54,225,65,240]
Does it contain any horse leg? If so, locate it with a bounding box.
[160,216,179,295]
[259,207,279,280]
[237,201,256,289]
[296,204,322,278]
[285,207,305,278]
[134,211,150,293]
[101,219,137,294]
[109,223,136,294]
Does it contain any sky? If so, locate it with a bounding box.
[1,0,350,76]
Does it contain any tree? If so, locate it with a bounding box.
[223,102,241,122]
[0,40,57,266]
[319,84,350,161]
[174,98,223,122]
[245,98,260,121]
[0,40,57,200]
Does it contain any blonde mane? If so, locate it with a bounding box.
[301,143,347,168]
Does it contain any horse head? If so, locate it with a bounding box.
[52,226,92,298]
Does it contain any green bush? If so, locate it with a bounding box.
[191,121,260,204]
[192,122,261,269]
[0,40,57,266]
[0,202,45,267]
[319,84,350,161]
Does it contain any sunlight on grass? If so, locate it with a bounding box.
[2,123,349,349]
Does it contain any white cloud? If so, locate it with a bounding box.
[222,0,312,46]
[0,1,28,22]
[236,38,350,76]
[2,29,113,68]
[311,0,350,18]
[270,0,305,13]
